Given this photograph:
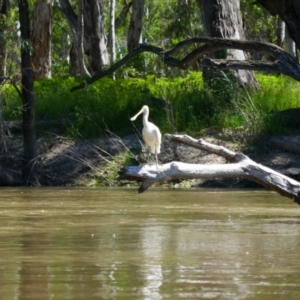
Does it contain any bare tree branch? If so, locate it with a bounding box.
[115,1,133,30]
[71,37,300,92]
[201,57,300,80]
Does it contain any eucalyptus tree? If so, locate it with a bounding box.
[197,0,259,90]
[71,0,300,92]
[127,0,144,52]
[109,0,116,64]
[76,0,89,76]
[84,0,109,74]
[31,0,52,80]
[55,0,109,75]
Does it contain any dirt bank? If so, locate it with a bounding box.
[1,132,300,187]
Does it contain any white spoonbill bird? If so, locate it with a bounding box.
[130,105,162,168]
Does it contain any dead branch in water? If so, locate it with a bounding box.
[118,134,300,204]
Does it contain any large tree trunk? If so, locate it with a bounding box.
[56,0,132,75]
[55,0,109,75]
[197,0,259,89]
[84,0,109,74]
[127,0,144,52]
[31,0,52,80]
[18,0,38,185]
[75,0,90,76]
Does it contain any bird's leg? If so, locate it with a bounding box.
[145,147,152,166]
[155,151,158,169]
[147,150,151,166]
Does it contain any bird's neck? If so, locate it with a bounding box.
[143,112,149,126]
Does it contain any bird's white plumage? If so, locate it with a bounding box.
[130,105,162,167]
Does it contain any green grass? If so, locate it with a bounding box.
[88,149,136,187]
[253,74,300,111]
[244,74,300,134]
[1,72,300,138]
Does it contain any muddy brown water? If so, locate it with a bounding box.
[1,187,300,300]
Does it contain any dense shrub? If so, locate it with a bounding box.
[1,72,300,138]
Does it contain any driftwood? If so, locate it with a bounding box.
[118,134,300,204]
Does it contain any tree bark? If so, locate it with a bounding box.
[55,0,109,75]
[84,0,109,74]
[75,0,90,76]
[31,0,52,80]
[118,134,300,204]
[109,0,116,64]
[127,0,144,51]
[18,0,38,185]
[197,0,259,89]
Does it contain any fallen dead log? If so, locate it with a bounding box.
[118,134,300,204]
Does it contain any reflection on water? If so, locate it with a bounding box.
[0,187,300,299]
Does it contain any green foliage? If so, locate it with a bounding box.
[0,84,22,119]
[2,73,300,139]
[241,0,278,43]
[0,0,289,82]
[90,149,136,187]
[245,74,300,134]
[254,74,300,111]
[231,91,266,137]
[51,5,73,75]
[34,76,148,137]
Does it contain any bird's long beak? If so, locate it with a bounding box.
[130,108,144,121]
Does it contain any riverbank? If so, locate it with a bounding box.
[1,131,300,188]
